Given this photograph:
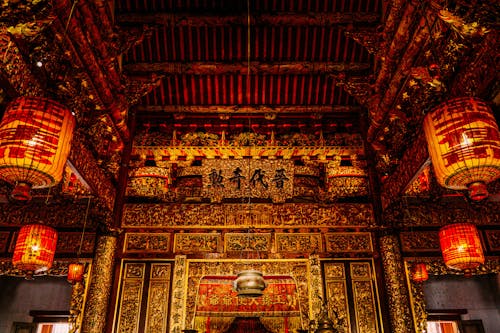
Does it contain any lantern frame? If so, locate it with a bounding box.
[439,223,485,272]
[12,224,58,276]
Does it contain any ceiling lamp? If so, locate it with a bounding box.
[423,97,500,201]
[439,223,484,272]
[0,97,75,201]
[410,263,429,283]
[13,224,58,278]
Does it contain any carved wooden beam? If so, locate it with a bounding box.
[117,12,381,26]
[380,132,430,210]
[68,132,116,213]
[135,104,362,114]
[124,61,371,75]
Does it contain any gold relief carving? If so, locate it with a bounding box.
[400,231,440,252]
[201,160,294,203]
[116,279,144,333]
[325,232,373,253]
[379,234,414,333]
[145,264,171,333]
[56,233,96,254]
[225,233,271,252]
[124,233,171,253]
[324,262,350,333]
[275,233,322,253]
[125,263,146,279]
[170,255,187,333]
[323,262,345,279]
[352,280,378,333]
[309,255,324,321]
[405,261,427,333]
[485,230,500,251]
[0,231,9,252]
[350,262,371,279]
[123,203,375,228]
[0,260,72,277]
[184,259,311,330]
[174,233,220,253]
[69,263,92,333]
[82,236,117,333]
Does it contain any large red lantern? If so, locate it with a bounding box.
[423,97,500,201]
[0,97,75,201]
[13,224,58,275]
[439,223,484,271]
[411,263,429,283]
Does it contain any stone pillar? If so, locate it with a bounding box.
[379,233,415,333]
[81,235,117,333]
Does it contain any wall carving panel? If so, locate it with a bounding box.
[116,264,145,333]
[351,263,378,333]
[325,232,373,253]
[275,233,322,253]
[0,231,9,253]
[170,256,187,333]
[485,230,500,251]
[174,233,221,253]
[400,231,440,253]
[324,262,350,332]
[123,203,375,228]
[145,264,172,333]
[225,233,271,252]
[124,233,171,253]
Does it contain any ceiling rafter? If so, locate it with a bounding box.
[134,105,363,114]
[124,61,371,75]
[116,12,381,26]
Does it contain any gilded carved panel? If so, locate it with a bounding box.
[174,233,221,253]
[225,233,271,252]
[485,230,500,251]
[323,262,350,333]
[145,264,171,333]
[351,262,378,333]
[201,160,294,203]
[325,232,373,253]
[275,233,322,253]
[170,256,187,333]
[123,203,375,228]
[400,231,440,253]
[116,263,145,333]
[124,233,171,253]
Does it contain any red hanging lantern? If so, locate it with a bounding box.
[423,97,500,201]
[12,224,58,276]
[0,97,75,201]
[411,263,429,283]
[439,223,485,271]
[67,262,85,284]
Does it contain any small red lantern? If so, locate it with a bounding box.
[423,97,500,201]
[13,224,58,276]
[411,263,429,283]
[0,97,75,201]
[67,262,85,284]
[439,223,484,271]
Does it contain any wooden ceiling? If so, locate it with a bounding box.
[115,0,381,134]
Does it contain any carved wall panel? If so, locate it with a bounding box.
[485,230,500,251]
[350,263,379,333]
[69,263,92,333]
[400,231,440,253]
[325,232,373,253]
[174,233,221,253]
[114,261,173,333]
[170,256,187,333]
[201,160,294,203]
[123,203,375,228]
[145,264,171,333]
[225,233,271,252]
[323,262,350,332]
[6,231,96,254]
[0,231,9,253]
[116,263,145,333]
[123,233,171,253]
[275,233,322,253]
